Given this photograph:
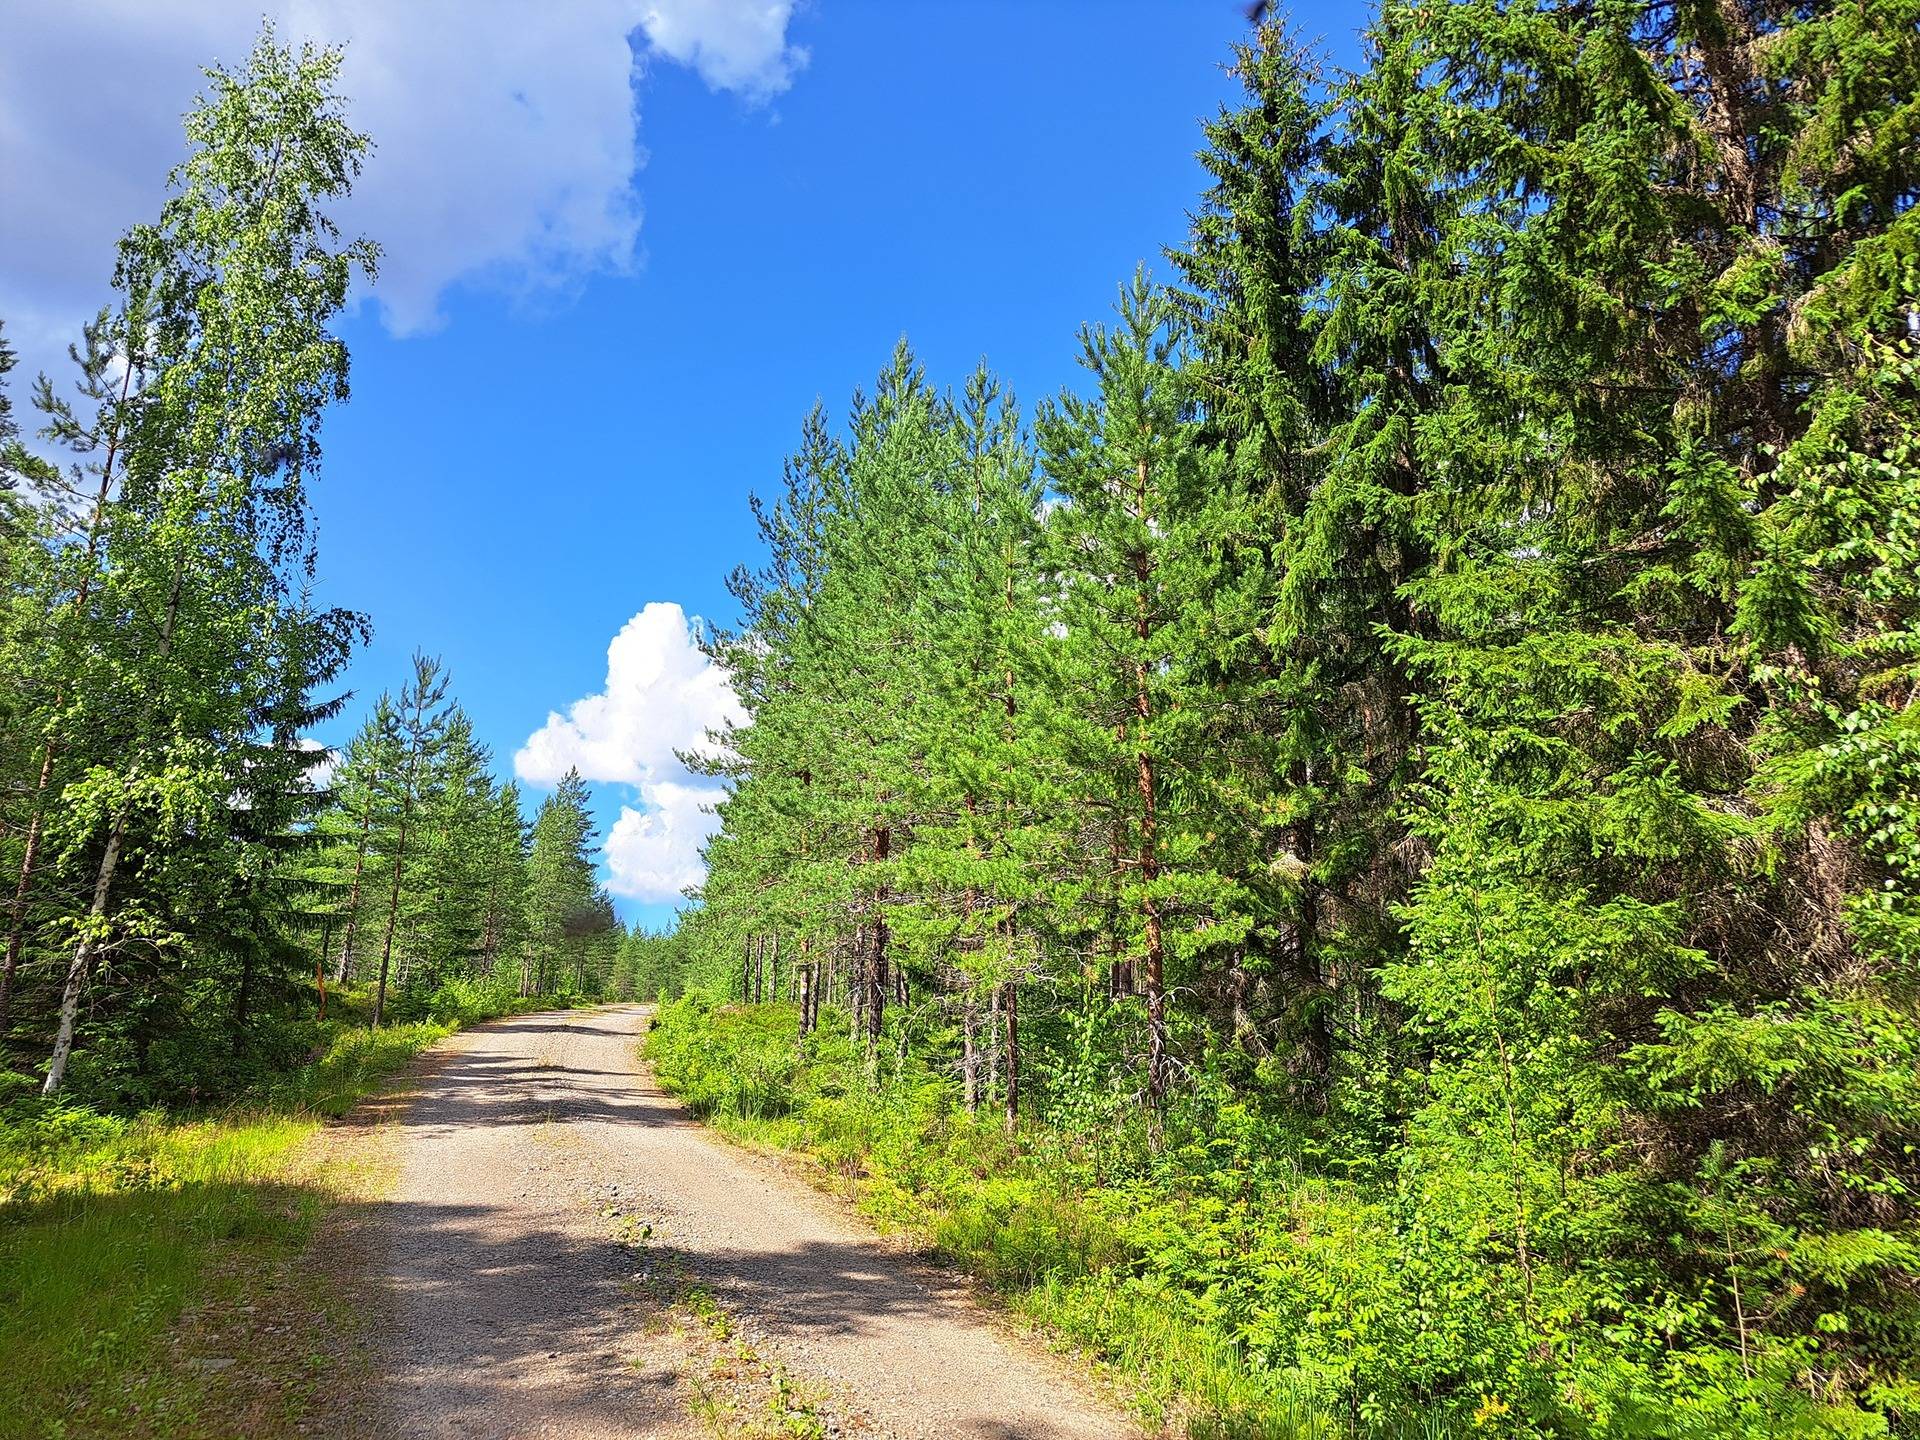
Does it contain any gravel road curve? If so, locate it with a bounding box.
[372,1003,1139,1440]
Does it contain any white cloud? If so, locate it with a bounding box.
[515,601,740,786]
[516,601,741,903]
[298,736,339,794]
[606,779,723,903]
[1,1,804,376]
[639,1,810,98]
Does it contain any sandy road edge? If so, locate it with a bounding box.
[189,1004,1150,1438]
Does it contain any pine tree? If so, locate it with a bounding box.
[1038,271,1248,1111]
[893,367,1055,1125]
[476,782,531,978]
[523,769,600,996]
[369,654,452,1028]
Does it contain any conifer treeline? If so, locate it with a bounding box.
[682,3,1920,1429]
[314,656,620,1030]
[0,35,623,1104]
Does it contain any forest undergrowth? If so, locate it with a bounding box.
[649,998,1468,1440]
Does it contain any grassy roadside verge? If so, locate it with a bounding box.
[643,998,1459,1440]
[0,991,568,1439]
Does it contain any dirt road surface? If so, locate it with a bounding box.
[364,1004,1139,1440]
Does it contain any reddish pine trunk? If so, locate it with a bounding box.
[1132,456,1170,1109]
[867,829,889,1051]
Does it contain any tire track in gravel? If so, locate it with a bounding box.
[366,1003,1141,1440]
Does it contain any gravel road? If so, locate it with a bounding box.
[370,1003,1139,1439]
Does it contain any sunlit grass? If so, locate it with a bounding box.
[0,1007,503,1437]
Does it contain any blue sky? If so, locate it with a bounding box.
[5,1,1365,928]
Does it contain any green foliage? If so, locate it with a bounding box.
[676,2,1920,1435]
[0,2,1915,1434]
[0,24,594,1116]
[524,767,617,997]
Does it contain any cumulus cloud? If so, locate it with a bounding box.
[1,1,804,373]
[515,602,740,787]
[516,602,741,903]
[640,0,811,98]
[606,779,724,904]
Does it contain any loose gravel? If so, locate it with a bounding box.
[368,1004,1140,1440]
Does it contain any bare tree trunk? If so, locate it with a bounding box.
[989,993,1001,1105]
[1108,759,1131,998]
[795,939,813,1051]
[1132,499,1169,1109]
[42,815,125,1095]
[867,829,889,1055]
[962,993,981,1112]
[1001,979,1019,1134]
[849,929,864,1041]
[372,809,412,1029]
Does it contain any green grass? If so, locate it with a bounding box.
[0,995,561,1439]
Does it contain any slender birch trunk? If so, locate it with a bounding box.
[2,358,136,1033]
[41,815,126,1095]
[44,563,182,1096]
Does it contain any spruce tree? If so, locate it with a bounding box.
[523,769,600,996]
